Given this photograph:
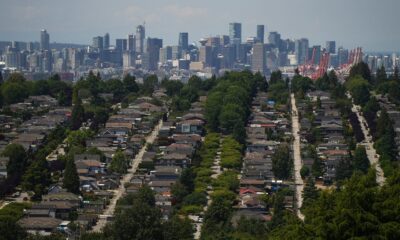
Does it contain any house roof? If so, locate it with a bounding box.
[149,180,176,187]
[18,217,63,230]
[178,119,204,126]
[322,149,348,156]
[105,122,133,129]
[74,154,101,161]
[182,113,205,121]
[162,153,188,160]
[42,191,80,201]
[240,179,266,185]
[75,160,102,168]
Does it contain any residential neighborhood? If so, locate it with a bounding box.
[1,63,400,240]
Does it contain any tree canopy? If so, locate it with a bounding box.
[62,158,80,194]
[272,144,292,180]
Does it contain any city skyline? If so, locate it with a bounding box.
[0,0,399,52]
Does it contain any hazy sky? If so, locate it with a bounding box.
[1,0,399,52]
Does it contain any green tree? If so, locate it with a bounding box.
[6,72,26,83]
[272,170,400,239]
[142,75,158,95]
[109,151,128,174]
[31,80,50,96]
[232,120,246,144]
[346,75,370,106]
[270,70,283,85]
[0,217,27,240]
[203,197,232,234]
[22,158,51,200]
[71,100,85,130]
[162,79,183,96]
[311,156,324,178]
[110,200,163,240]
[1,82,29,105]
[123,74,139,93]
[171,182,188,204]
[187,75,203,90]
[272,144,292,180]
[66,129,93,148]
[291,75,313,94]
[2,144,27,178]
[392,66,399,82]
[137,186,156,207]
[302,177,319,208]
[268,81,289,104]
[376,109,392,138]
[353,146,370,173]
[349,61,372,83]
[300,166,310,179]
[182,192,207,206]
[363,96,380,114]
[336,157,353,182]
[219,103,245,132]
[163,216,194,240]
[63,159,80,194]
[270,190,286,228]
[205,91,223,131]
[376,65,388,85]
[179,168,195,193]
[375,109,397,161]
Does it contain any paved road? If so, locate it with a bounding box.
[91,119,163,232]
[348,94,385,186]
[194,138,223,240]
[290,94,305,221]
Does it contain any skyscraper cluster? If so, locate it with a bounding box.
[0,22,398,82]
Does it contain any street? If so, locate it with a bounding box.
[349,94,385,186]
[290,93,305,221]
[91,119,164,232]
[193,137,223,239]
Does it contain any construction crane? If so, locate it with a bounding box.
[335,47,363,82]
[298,48,329,80]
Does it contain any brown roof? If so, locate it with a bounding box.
[76,160,102,168]
[240,179,266,185]
[162,153,188,160]
[105,122,133,129]
[18,217,63,230]
[179,119,205,126]
[323,149,348,156]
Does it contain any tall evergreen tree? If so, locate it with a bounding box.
[376,109,391,138]
[302,177,319,208]
[22,158,51,200]
[63,159,80,194]
[376,65,387,85]
[109,150,128,174]
[272,144,292,180]
[353,146,370,173]
[392,66,399,82]
[162,216,194,240]
[123,74,139,93]
[71,100,85,130]
[349,61,372,83]
[336,157,353,182]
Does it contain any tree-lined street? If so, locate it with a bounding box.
[92,119,163,232]
[349,94,385,185]
[291,93,305,221]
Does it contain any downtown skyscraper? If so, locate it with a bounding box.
[179,32,189,51]
[40,29,50,51]
[257,25,265,43]
[229,22,242,44]
[135,25,145,54]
